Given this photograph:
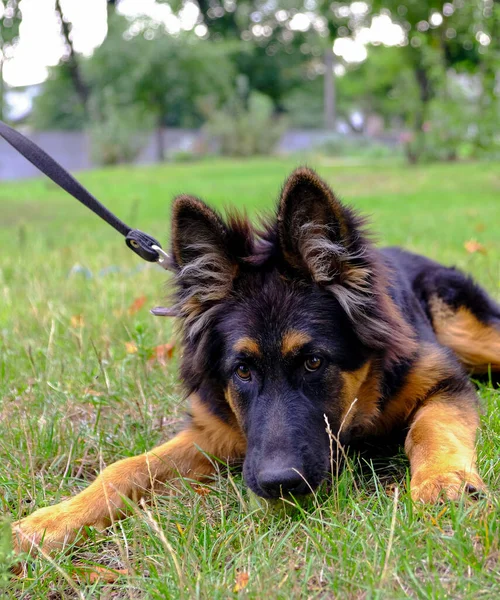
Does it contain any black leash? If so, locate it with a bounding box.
[0,120,171,269]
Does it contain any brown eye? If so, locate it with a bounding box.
[304,356,322,372]
[236,364,251,381]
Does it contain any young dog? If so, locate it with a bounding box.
[13,167,500,554]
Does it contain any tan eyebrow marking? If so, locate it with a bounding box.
[233,337,261,356]
[281,330,312,356]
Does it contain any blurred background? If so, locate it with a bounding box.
[1,0,499,179]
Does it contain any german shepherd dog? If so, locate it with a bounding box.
[13,167,500,555]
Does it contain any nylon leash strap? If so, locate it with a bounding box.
[0,120,170,269]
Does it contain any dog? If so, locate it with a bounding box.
[13,167,500,555]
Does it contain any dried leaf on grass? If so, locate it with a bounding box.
[193,485,210,497]
[83,388,104,397]
[70,315,84,328]
[128,295,147,315]
[234,571,250,592]
[148,342,175,366]
[464,239,487,254]
[125,342,138,354]
[73,565,129,583]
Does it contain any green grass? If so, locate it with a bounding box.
[1,157,499,599]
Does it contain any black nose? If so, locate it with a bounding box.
[257,464,309,497]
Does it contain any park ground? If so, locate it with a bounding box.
[0,158,499,598]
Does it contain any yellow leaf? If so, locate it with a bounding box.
[176,523,184,536]
[83,388,104,397]
[464,240,487,254]
[234,571,249,592]
[70,314,84,328]
[125,342,138,354]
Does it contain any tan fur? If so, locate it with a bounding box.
[430,297,500,373]
[225,385,246,429]
[234,337,261,356]
[281,330,312,356]
[13,395,246,555]
[405,399,484,502]
[380,291,418,356]
[374,344,452,433]
[339,361,372,430]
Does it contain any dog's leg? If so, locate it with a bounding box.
[13,397,246,554]
[404,396,486,503]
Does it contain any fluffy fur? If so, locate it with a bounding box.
[12,167,500,558]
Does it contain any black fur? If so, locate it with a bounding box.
[168,167,500,498]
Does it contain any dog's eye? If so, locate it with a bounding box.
[235,364,251,381]
[304,356,322,372]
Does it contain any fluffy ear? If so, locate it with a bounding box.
[277,167,371,317]
[277,167,415,360]
[171,195,237,328]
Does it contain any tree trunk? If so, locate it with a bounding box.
[55,0,89,114]
[407,65,432,164]
[156,115,165,162]
[323,46,336,131]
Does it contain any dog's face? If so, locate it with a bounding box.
[170,168,412,498]
[216,273,369,497]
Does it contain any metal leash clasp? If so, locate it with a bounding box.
[152,244,171,270]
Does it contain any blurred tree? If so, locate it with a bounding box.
[86,14,235,160]
[371,0,500,161]
[336,44,418,132]
[31,66,87,130]
[160,1,340,118]
[54,0,90,116]
[0,0,22,121]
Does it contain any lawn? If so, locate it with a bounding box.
[1,157,499,599]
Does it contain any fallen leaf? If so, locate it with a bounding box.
[70,314,84,328]
[83,388,104,397]
[73,565,128,583]
[149,342,175,365]
[128,295,147,315]
[464,240,487,254]
[125,342,138,354]
[234,571,250,592]
[193,485,210,497]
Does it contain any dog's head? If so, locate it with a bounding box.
[169,167,413,498]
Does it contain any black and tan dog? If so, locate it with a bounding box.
[13,167,500,554]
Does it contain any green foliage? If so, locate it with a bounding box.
[0,0,22,121]
[87,15,235,128]
[0,0,20,47]
[204,91,286,156]
[88,94,153,166]
[31,65,87,130]
[337,45,420,129]
[319,135,402,160]
[283,79,324,128]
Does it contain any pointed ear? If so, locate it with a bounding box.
[171,195,237,312]
[277,167,416,361]
[277,167,371,312]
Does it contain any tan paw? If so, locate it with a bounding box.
[12,502,87,556]
[410,470,486,503]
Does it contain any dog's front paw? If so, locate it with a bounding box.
[410,469,486,503]
[12,501,89,555]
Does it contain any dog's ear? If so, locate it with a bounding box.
[277,167,371,317]
[277,167,416,361]
[171,195,237,311]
